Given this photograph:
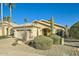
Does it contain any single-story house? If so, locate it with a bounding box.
[0,20,65,41]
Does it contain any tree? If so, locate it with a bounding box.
[3,16,10,21]
[24,17,28,30]
[5,3,15,35]
[13,21,16,23]
[70,21,79,39]
[24,17,28,23]
[23,17,28,42]
[5,3,15,22]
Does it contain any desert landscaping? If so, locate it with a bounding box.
[0,37,79,56]
[0,3,79,56]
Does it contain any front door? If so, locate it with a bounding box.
[42,28,48,36]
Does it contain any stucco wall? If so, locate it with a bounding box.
[34,23,50,29]
[14,30,25,39]
[14,27,38,41]
[33,22,65,34]
[0,28,2,36]
[32,27,38,37]
[32,27,42,37]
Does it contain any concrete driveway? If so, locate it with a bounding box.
[65,38,79,48]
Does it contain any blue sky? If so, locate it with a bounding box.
[1,3,79,27]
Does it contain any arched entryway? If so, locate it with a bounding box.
[42,28,51,36]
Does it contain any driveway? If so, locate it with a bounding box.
[65,38,79,48]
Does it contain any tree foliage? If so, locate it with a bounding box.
[3,16,10,22]
[70,21,79,39]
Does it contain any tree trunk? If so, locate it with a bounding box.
[8,5,12,35]
[10,5,12,22]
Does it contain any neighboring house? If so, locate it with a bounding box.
[0,20,65,40]
[0,21,18,36]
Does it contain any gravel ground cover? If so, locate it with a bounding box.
[0,38,79,56]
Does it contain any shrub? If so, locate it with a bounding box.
[29,35,53,50]
[50,34,62,45]
[70,21,79,39]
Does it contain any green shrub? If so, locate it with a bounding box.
[50,34,62,45]
[70,21,79,39]
[29,35,53,50]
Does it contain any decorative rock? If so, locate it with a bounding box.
[17,41,25,45]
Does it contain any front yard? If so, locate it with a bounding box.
[0,38,79,56]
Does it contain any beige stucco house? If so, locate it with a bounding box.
[32,20,65,37]
[0,20,65,40]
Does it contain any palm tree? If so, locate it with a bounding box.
[13,21,16,24]
[50,16,54,35]
[24,17,28,23]
[5,3,15,21]
[3,16,10,21]
[5,3,15,35]
[23,17,28,42]
[24,17,28,29]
